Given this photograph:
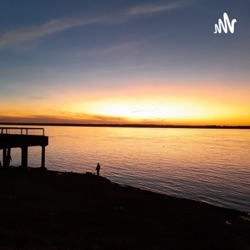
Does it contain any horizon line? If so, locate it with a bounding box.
[0,122,250,129]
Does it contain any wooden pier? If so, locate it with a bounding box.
[0,127,48,168]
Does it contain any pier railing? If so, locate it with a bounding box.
[0,127,45,136]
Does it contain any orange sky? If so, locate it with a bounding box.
[1,82,250,125]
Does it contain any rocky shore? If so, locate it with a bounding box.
[0,167,249,249]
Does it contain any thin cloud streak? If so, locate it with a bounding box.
[0,17,105,48]
[127,2,182,15]
[0,2,186,49]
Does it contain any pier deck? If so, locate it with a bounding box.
[0,127,48,168]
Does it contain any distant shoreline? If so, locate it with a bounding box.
[0,122,250,129]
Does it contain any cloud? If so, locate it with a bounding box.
[73,40,145,58]
[0,112,129,124]
[0,17,105,49]
[0,2,186,49]
[127,2,182,15]
[29,96,46,101]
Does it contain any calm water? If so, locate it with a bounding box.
[8,126,250,213]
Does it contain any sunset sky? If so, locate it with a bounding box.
[0,0,250,125]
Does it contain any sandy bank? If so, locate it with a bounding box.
[0,167,249,249]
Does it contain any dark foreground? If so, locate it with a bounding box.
[0,168,249,250]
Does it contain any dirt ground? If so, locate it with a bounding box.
[0,167,249,249]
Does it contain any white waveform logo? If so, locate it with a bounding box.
[214,13,237,34]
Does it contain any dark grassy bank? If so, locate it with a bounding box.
[0,168,249,250]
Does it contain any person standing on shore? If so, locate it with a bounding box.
[96,163,100,176]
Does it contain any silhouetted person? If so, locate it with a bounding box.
[96,163,100,176]
[0,161,1,167]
